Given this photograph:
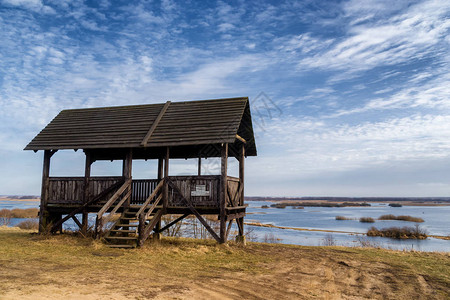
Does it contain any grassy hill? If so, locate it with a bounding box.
[0,227,449,299]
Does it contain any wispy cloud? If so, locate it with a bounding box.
[256,113,450,179]
[297,0,450,76]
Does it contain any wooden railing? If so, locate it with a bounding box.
[137,180,165,246]
[48,177,84,204]
[131,179,159,204]
[50,179,125,234]
[95,179,132,237]
[48,176,123,204]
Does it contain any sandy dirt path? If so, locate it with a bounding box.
[0,228,449,299]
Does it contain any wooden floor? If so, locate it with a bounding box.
[46,204,222,215]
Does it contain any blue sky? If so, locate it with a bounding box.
[1,0,449,197]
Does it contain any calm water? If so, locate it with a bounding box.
[2,200,449,252]
[246,201,450,252]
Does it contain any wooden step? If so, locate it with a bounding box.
[116,223,138,227]
[110,229,136,233]
[106,244,136,248]
[105,236,137,240]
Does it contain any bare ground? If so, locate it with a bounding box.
[0,227,449,299]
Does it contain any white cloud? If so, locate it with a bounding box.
[256,113,450,179]
[2,0,55,13]
[332,69,450,116]
[217,22,235,32]
[298,0,450,75]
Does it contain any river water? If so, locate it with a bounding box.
[246,201,450,252]
[2,199,449,252]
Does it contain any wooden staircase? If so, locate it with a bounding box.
[96,179,165,248]
[104,206,162,248]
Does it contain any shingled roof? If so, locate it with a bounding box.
[24,97,257,158]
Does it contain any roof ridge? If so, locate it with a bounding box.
[141,101,171,147]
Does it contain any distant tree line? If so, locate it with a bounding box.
[246,196,450,203]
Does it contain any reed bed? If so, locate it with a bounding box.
[378,214,424,222]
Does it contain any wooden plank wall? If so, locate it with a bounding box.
[48,177,122,204]
[168,176,220,207]
[48,177,84,204]
[226,176,239,207]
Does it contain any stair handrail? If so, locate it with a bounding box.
[95,179,132,237]
[136,179,165,217]
[137,179,165,246]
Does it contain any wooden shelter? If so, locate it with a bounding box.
[25,97,256,247]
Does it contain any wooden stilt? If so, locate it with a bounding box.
[123,149,132,209]
[238,144,245,238]
[154,158,164,240]
[39,150,56,234]
[220,143,228,243]
[163,147,169,210]
[82,151,92,235]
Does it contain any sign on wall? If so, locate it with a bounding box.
[191,184,210,197]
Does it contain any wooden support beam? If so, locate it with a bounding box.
[156,213,189,233]
[39,150,52,233]
[157,158,163,181]
[123,149,132,209]
[156,157,164,239]
[238,144,245,237]
[198,157,201,176]
[225,219,233,241]
[82,150,92,235]
[235,134,246,144]
[141,101,171,146]
[163,147,169,210]
[219,143,228,243]
[122,149,133,179]
[71,215,83,230]
[166,179,221,242]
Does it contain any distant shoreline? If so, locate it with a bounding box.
[0,198,40,202]
[246,198,450,206]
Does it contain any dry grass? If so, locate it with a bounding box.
[367,225,428,239]
[16,220,39,230]
[336,215,353,220]
[378,214,425,223]
[0,227,449,299]
[0,208,39,219]
[0,209,12,226]
[360,217,376,223]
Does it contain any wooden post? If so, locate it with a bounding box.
[219,143,228,243]
[163,147,169,210]
[198,157,201,176]
[82,151,92,235]
[158,158,163,181]
[236,144,245,244]
[123,149,133,179]
[39,150,52,233]
[154,157,164,241]
[123,149,132,208]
